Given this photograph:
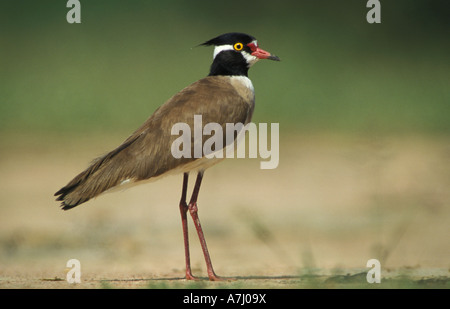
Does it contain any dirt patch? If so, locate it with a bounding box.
[0,133,449,288]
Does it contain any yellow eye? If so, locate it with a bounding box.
[234,42,243,51]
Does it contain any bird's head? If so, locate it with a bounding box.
[201,32,280,77]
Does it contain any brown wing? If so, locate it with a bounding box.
[55,76,253,209]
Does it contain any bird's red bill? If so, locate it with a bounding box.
[247,41,280,61]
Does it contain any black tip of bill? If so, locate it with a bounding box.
[268,54,281,61]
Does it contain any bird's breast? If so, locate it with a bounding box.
[229,76,255,118]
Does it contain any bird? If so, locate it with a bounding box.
[54,32,280,281]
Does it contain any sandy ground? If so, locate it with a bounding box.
[0,132,449,288]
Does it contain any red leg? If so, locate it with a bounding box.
[188,171,222,281]
[179,173,197,280]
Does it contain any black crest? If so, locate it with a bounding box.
[201,32,256,47]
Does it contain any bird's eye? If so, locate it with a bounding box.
[233,42,244,51]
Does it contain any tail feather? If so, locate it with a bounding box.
[54,156,115,210]
[54,134,142,210]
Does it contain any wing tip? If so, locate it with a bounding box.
[60,202,77,211]
[55,187,82,211]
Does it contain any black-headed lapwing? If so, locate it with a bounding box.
[55,32,280,281]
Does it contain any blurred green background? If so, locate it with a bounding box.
[0,1,449,288]
[1,0,449,135]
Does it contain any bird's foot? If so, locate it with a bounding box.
[185,272,200,281]
[208,272,224,281]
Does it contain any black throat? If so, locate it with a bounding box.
[208,50,249,77]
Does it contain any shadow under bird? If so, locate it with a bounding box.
[55,32,280,281]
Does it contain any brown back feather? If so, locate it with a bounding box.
[55,76,254,210]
